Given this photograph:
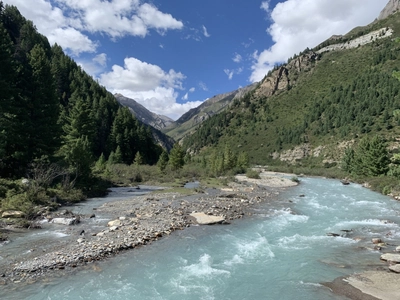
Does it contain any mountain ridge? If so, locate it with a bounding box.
[114,93,175,130]
[181,2,400,167]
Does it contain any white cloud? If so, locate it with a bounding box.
[93,53,107,67]
[100,57,185,91]
[233,53,243,63]
[224,67,243,80]
[202,25,211,38]
[260,1,271,12]
[182,93,189,101]
[113,87,203,120]
[250,0,388,82]
[76,53,107,77]
[189,87,196,93]
[224,69,234,80]
[99,57,201,120]
[199,81,208,91]
[2,0,183,55]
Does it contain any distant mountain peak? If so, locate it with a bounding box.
[114,94,175,130]
[378,0,400,20]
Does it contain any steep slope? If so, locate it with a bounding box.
[115,93,175,130]
[379,0,400,20]
[182,7,400,166]
[163,83,257,140]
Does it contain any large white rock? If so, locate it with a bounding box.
[389,264,400,273]
[381,253,400,263]
[51,218,78,225]
[107,219,122,227]
[2,210,25,218]
[189,212,225,225]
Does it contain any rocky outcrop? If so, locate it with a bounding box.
[378,0,400,20]
[317,28,393,54]
[254,51,319,99]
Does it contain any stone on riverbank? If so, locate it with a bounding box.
[50,218,79,225]
[107,220,122,227]
[380,253,400,263]
[2,210,25,218]
[189,212,225,225]
[389,264,400,273]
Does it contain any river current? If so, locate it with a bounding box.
[2,177,400,299]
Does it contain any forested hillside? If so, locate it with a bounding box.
[0,2,162,182]
[182,12,400,171]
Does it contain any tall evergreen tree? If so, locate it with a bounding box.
[26,44,60,160]
[169,143,185,170]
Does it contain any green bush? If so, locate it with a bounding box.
[246,169,261,179]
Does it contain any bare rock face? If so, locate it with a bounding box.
[378,0,400,20]
[254,51,319,99]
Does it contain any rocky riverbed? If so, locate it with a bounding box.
[0,173,297,286]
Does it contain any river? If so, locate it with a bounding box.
[2,177,400,299]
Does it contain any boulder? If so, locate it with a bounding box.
[107,219,122,227]
[2,210,25,218]
[381,253,400,263]
[189,212,225,225]
[51,217,79,225]
[372,238,383,244]
[389,264,400,273]
[109,226,119,232]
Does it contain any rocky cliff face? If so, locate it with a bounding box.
[115,94,175,130]
[254,51,319,98]
[378,0,400,20]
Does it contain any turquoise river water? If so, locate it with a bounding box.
[2,177,400,299]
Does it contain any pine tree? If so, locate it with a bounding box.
[169,143,185,170]
[157,150,169,171]
[93,153,106,173]
[26,44,60,160]
[134,151,144,166]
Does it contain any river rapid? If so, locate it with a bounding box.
[2,177,400,299]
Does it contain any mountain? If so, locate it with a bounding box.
[115,93,175,130]
[163,83,257,140]
[182,2,400,168]
[378,0,400,20]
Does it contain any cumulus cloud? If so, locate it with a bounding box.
[113,87,203,120]
[250,0,388,82]
[3,0,183,55]
[99,57,201,120]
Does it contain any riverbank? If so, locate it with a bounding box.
[0,172,297,286]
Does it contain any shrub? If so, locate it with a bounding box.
[246,169,261,179]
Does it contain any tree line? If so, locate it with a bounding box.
[0,2,162,183]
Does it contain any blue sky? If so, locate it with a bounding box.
[3,0,388,119]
